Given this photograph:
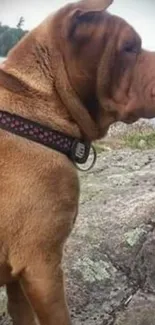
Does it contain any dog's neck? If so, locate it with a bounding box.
[0,27,84,138]
[0,68,81,139]
[0,21,113,141]
[1,30,54,97]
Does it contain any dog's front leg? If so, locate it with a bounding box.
[19,255,71,325]
[7,281,37,325]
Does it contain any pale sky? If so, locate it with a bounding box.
[0,0,155,50]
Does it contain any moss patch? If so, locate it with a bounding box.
[73,257,112,283]
[124,228,147,247]
[123,132,155,149]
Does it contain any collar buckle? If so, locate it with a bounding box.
[71,140,97,171]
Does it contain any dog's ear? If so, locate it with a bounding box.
[68,0,113,42]
[75,0,113,11]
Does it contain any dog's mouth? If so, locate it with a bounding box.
[118,105,155,124]
[116,110,139,124]
[120,114,139,124]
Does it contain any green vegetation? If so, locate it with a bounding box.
[0,18,28,57]
[16,17,25,29]
[123,131,155,149]
[94,142,111,153]
[94,130,155,152]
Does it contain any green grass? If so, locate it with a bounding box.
[93,143,106,153]
[123,131,155,149]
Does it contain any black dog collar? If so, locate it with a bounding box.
[0,110,96,170]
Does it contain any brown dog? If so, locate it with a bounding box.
[0,0,155,324]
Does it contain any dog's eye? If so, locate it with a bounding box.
[122,41,137,54]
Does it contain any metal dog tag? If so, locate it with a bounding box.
[71,140,97,171]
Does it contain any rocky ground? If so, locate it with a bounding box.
[1,135,155,324]
[66,148,155,325]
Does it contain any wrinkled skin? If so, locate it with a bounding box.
[53,2,155,139]
[60,4,155,136]
[1,0,155,140]
[0,1,155,325]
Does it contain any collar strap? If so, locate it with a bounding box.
[0,110,94,165]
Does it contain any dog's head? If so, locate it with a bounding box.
[5,0,155,140]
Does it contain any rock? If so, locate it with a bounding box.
[0,288,7,315]
[115,291,155,325]
[65,149,155,324]
[0,288,10,325]
[106,120,155,138]
[138,139,147,148]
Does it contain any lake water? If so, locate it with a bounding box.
[0,57,5,62]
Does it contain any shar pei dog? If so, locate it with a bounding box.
[0,0,155,324]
